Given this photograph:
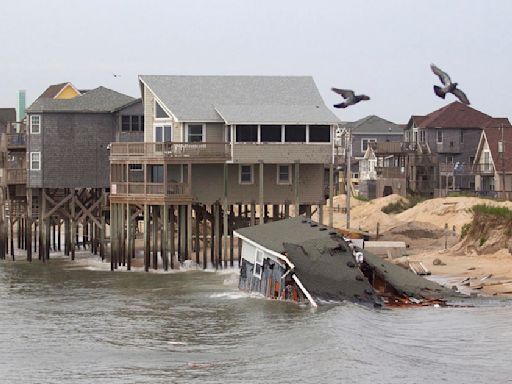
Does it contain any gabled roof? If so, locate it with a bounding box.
[139,75,340,124]
[26,86,135,113]
[478,118,512,173]
[409,101,494,129]
[343,115,403,134]
[38,83,70,99]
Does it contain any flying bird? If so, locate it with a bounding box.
[113,73,121,78]
[331,88,370,108]
[430,64,470,105]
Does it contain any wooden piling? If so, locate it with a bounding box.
[202,207,207,269]
[26,189,32,261]
[162,204,169,271]
[126,204,131,271]
[144,204,150,272]
[170,205,175,269]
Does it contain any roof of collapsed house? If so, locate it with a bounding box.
[235,217,460,306]
[282,240,382,306]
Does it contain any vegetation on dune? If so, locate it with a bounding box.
[381,195,426,214]
[461,204,512,242]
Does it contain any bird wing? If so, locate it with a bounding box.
[452,88,470,105]
[430,64,451,86]
[331,88,355,99]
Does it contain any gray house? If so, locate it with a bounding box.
[341,115,403,180]
[13,83,143,261]
[109,75,340,271]
[402,102,502,195]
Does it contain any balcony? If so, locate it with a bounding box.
[111,181,192,203]
[369,142,418,154]
[473,163,495,175]
[110,142,231,163]
[375,166,405,178]
[3,169,26,185]
[6,133,26,149]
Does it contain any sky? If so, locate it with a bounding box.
[1,0,511,123]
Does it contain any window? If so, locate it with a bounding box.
[187,124,204,142]
[239,164,254,184]
[122,115,143,131]
[446,156,453,163]
[419,130,425,143]
[129,164,143,171]
[260,125,282,142]
[254,249,264,279]
[226,126,231,142]
[309,125,331,143]
[30,115,41,134]
[131,116,140,131]
[469,156,475,165]
[155,125,172,142]
[277,164,292,185]
[30,152,41,170]
[460,130,464,143]
[121,116,131,131]
[150,165,164,183]
[155,101,170,118]
[437,130,443,144]
[361,138,377,152]
[353,172,359,179]
[285,125,306,142]
[236,125,258,142]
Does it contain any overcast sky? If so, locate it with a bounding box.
[1,0,510,123]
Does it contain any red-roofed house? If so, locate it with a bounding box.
[473,118,512,198]
[403,102,507,196]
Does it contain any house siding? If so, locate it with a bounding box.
[233,143,331,164]
[352,133,402,159]
[27,112,115,188]
[191,163,324,204]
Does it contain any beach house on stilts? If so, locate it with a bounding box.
[109,75,340,271]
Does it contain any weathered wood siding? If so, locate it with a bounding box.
[232,144,331,164]
[28,112,115,188]
[191,163,324,204]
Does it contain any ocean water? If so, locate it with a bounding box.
[1,257,512,384]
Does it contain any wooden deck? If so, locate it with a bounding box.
[110,181,193,204]
[110,142,231,163]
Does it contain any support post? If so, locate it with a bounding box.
[144,204,150,272]
[170,205,175,269]
[294,161,300,216]
[259,161,264,225]
[26,189,32,261]
[329,162,334,228]
[162,204,169,271]
[126,204,131,271]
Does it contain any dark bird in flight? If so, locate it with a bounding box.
[113,73,121,78]
[430,64,470,105]
[331,88,370,108]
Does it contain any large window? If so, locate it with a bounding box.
[187,124,204,142]
[361,138,376,152]
[236,125,258,142]
[260,125,282,142]
[155,101,170,118]
[30,115,41,134]
[285,125,306,142]
[239,164,254,184]
[30,152,41,170]
[155,125,172,142]
[437,130,443,144]
[277,164,292,185]
[309,125,330,143]
[122,115,144,132]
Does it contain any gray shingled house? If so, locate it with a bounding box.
[6,83,143,262]
[109,75,340,271]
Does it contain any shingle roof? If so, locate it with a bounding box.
[139,75,340,124]
[343,115,403,134]
[37,83,71,99]
[481,118,512,173]
[235,216,335,253]
[411,101,494,129]
[26,86,135,113]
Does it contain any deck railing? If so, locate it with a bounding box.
[5,169,26,184]
[375,166,405,178]
[110,142,231,160]
[473,163,495,174]
[112,181,190,196]
[6,133,26,148]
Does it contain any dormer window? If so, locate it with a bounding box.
[155,100,170,119]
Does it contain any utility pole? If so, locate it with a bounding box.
[345,129,352,229]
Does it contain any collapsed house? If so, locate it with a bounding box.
[234,217,459,307]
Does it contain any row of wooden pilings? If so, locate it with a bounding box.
[109,202,318,271]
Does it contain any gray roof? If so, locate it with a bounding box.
[235,216,335,253]
[26,86,135,113]
[139,75,340,124]
[343,115,403,134]
[0,108,16,124]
